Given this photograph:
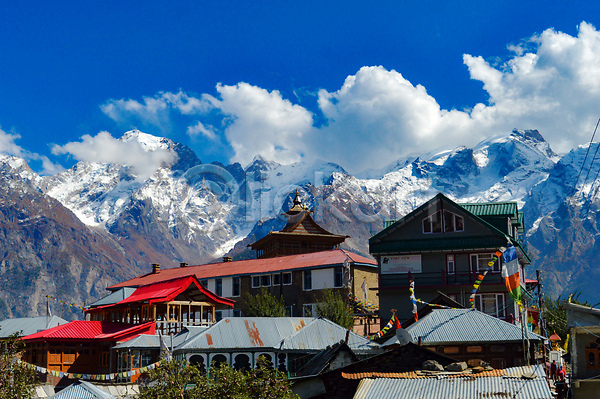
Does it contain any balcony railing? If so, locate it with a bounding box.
[381,270,503,289]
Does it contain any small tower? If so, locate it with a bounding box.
[249,189,349,258]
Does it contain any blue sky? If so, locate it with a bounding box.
[1,1,600,175]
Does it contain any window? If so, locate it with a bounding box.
[260,275,271,287]
[423,210,442,233]
[467,346,482,353]
[215,310,223,322]
[303,270,312,290]
[334,266,343,287]
[585,338,600,369]
[282,272,292,285]
[443,346,459,354]
[474,293,506,318]
[303,303,318,317]
[232,277,240,297]
[285,306,293,317]
[423,210,463,234]
[233,309,241,317]
[200,279,208,288]
[471,253,500,273]
[272,274,280,286]
[447,254,455,275]
[252,276,261,288]
[215,278,223,296]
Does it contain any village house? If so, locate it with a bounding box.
[107,192,379,333]
[563,301,600,398]
[173,317,381,375]
[19,275,233,384]
[383,308,544,369]
[369,193,531,322]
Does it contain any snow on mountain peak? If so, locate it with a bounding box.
[120,129,172,152]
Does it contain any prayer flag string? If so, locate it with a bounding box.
[347,293,379,313]
[46,295,87,311]
[368,313,401,340]
[468,248,505,308]
[16,358,163,381]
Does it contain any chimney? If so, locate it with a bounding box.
[179,262,188,268]
[152,263,161,274]
[223,256,233,263]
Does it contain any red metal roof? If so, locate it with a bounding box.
[108,249,377,290]
[21,321,155,342]
[116,276,235,306]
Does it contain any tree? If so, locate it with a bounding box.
[316,289,355,330]
[137,357,199,399]
[241,287,287,317]
[0,332,36,399]
[139,357,299,399]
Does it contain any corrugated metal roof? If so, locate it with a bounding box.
[49,380,115,399]
[281,318,380,352]
[112,326,208,350]
[177,317,314,350]
[383,309,544,346]
[0,315,67,338]
[353,365,552,399]
[176,317,380,353]
[108,249,377,290]
[22,321,155,341]
[89,288,136,307]
[459,202,519,217]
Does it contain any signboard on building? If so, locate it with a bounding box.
[381,255,422,274]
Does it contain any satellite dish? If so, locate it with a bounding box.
[395,329,412,346]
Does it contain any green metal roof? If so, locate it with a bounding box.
[458,202,518,217]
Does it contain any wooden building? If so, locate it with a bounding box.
[21,321,155,383]
[249,189,349,259]
[370,193,531,322]
[86,275,235,335]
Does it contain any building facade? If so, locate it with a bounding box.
[107,249,378,322]
[369,193,531,322]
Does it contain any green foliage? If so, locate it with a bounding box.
[139,357,299,399]
[544,291,589,344]
[0,332,36,399]
[316,289,355,330]
[137,357,197,399]
[241,287,287,317]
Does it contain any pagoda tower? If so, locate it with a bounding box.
[249,189,349,259]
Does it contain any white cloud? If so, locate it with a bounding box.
[187,121,218,140]
[100,91,212,132]
[209,82,314,166]
[51,131,178,179]
[97,21,600,174]
[462,21,600,153]
[0,127,25,157]
[0,127,65,175]
[312,66,473,172]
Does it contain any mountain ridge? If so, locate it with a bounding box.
[1,128,598,319]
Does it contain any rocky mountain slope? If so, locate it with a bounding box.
[2,128,599,318]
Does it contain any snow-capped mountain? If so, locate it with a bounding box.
[3,127,600,318]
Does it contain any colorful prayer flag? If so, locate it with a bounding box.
[501,245,521,307]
